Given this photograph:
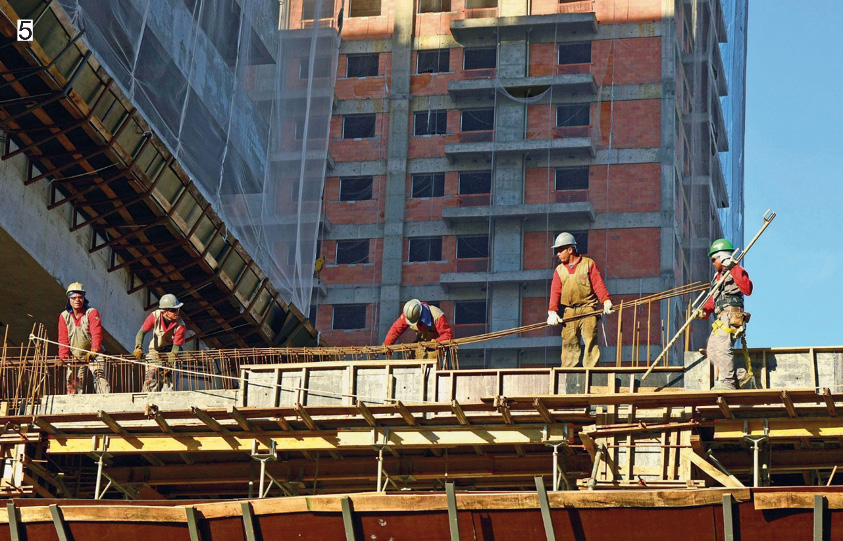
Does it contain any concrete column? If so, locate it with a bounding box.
[377,1,415,341]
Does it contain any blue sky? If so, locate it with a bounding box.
[743,2,843,347]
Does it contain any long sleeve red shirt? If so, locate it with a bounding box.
[700,264,753,318]
[58,308,103,359]
[383,311,453,345]
[141,312,186,346]
[548,257,610,312]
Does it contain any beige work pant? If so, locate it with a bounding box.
[66,356,110,394]
[706,312,747,389]
[560,306,600,367]
[142,348,174,392]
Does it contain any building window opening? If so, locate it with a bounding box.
[417,49,450,73]
[555,167,589,190]
[408,237,443,262]
[346,54,379,77]
[349,0,381,17]
[465,0,497,8]
[556,104,590,127]
[454,301,487,324]
[457,236,489,259]
[459,171,492,194]
[333,304,367,329]
[411,173,445,198]
[343,114,376,139]
[558,42,592,65]
[339,176,374,201]
[336,239,370,264]
[463,47,497,70]
[414,110,448,136]
[419,0,451,12]
[461,108,494,131]
[301,0,334,20]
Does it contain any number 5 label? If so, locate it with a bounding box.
[17,19,33,41]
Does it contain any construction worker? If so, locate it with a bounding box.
[696,239,754,389]
[546,233,613,367]
[134,294,186,392]
[58,282,110,394]
[383,299,453,346]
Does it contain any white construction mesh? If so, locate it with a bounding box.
[59,0,340,312]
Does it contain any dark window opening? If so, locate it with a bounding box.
[349,0,381,17]
[555,167,589,190]
[340,176,373,201]
[336,239,370,264]
[457,236,489,259]
[461,108,494,131]
[346,54,379,77]
[465,0,497,8]
[408,237,442,262]
[558,42,592,65]
[555,230,589,254]
[414,110,448,135]
[463,47,497,70]
[454,301,487,324]
[556,104,590,127]
[333,304,367,329]
[299,58,332,79]
[417,49,450,73]
[301,0,333,20]
[343,114,376,139]
[419,0,451,13]
[411,173,445,198]
[459,171,491,194]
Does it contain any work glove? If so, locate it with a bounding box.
[695,308,707,320]
[719,256,736,269]
[603,300,613,315]
[168,351,178,364]
[132,347,144,361]
[57,357,67,367]
[82,351,96,362]
[546,311,562,326]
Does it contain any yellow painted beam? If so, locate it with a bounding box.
[714,418,843,439]
[47,425,568,454]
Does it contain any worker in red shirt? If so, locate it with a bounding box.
[58,282,110,394]
[546,233,613,367]
[695,239,753,389]
[383,299,453,346]
[133,294,186,392]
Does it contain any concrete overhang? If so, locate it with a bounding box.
[0,1,323,348]
[448,74,596,102]
[442,201,594,225]
[440,269,550,291]
[445,137,595,161]
[450,13,597,42]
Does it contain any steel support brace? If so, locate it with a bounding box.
[93,435,111,499]
[340,497,357,541]
[814,494,825,541]
[445,482,460,541]
[534,476,557,541]
[49,504,71,541]
[185,506,202,541]
[722,494,735,541]
[241,502,258,541]
[6,502,21,541]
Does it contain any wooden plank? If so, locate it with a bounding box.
[185,505,201,541]
[534,476,557,541]
[445,483,459,541]
[355,400,378,427]
[393,401,417,427]
[295,403,320,431]
[716,397,733,419]
[682,450,745,488]
[228,407,258,432]
[715,419,843,439]
[451,400,469,426]
[340,497,356,541]
[241,502,257,541]
[6,503,20,541]
[532,398,555,425]
[781,391,798,418]
[33,418,64,436]
[49,505,70,541]
[821,388,837,417]
[191,407,229,434]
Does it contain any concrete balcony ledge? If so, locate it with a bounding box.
[450,12,597,41]
[445,137,595,160]
[442,201,594,225]
[448,74,596,102]
[440,269,550,290]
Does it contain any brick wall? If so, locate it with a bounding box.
[320,238,383,284]
[529,37,660,82]
[524,163,659,211]
[324,175,386,225]
[329,114,390,162]
[597,99,661,149]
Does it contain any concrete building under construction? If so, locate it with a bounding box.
[2,1,843,541]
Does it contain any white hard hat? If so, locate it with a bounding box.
[551,232,577,250]
[403,299,423,324]
[66,282,85,296]
[159,293,183,310]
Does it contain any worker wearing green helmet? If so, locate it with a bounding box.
[695,239,754,389]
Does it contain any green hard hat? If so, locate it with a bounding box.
[708,238,735,257]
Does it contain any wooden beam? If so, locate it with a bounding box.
[295,403,320,431]
[393,401,417,427]
[781,391,798,418]
[532,398,555,425]
[716,397,732,419]
[192,406,229,434]
[715,418,843,439]
[274,417,293,431]
[98,410,128,435]
[356,400,378,428]
[451,400,469,426]
[228,407,259,432]
[682,450,745,488]
[822,388,837,417]
[33,417,64,435]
